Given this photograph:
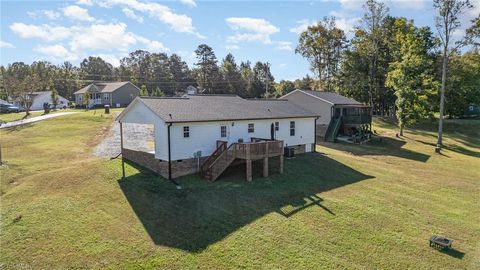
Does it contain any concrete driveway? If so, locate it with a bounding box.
[0,112,78,129]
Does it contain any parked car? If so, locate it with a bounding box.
[0,103,21,113]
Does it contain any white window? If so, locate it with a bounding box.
[290,121,295,136]
[220,125,227,137]
[183,126,190,138]
[275,121,279,131]
[248,123,254,133]
[103,93,109,99]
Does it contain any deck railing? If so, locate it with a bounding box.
[342,114,372,125]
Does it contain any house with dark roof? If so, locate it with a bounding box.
[280,89,371,143]
[74,82,140,108]
[116,94,318,181]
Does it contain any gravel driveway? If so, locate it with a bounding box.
[93,122,154,157]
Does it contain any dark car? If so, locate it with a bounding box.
[0,103,21,113]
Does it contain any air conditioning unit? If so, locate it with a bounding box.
[284,146,294,158]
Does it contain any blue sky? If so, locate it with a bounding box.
[1,0,478,80]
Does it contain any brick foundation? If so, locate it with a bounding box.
[122,148,208,179]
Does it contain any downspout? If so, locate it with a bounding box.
[166,122,182,190]
[314,117,319,153]
[167,122,172,181]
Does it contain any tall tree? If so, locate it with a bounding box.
[386,18,438,135]
[168,53,191,94]
[362,0,390,113]
[251,62,275,98]
[80,56,114,81]
[433,0,473,150]
[296,17,347,91]
[195,44,219,93]
[445,51,480,117]
[221,53,244,95]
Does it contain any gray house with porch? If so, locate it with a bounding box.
[74,82,140,108]
[280,89,372,143]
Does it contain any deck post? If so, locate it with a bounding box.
[120,122,125,178]
[246,143,252,181]
[263,142,269,177]
[279,141,284,174]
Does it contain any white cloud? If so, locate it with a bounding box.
[62,5,95,22]
[289,19,316,35]
[44,10,61,20]
[122,8,144,23]
[10,23,71,42]
[70,23,134,53]
[133,35,170,52]
[225,44,240,50]
[339,0,363,10]
[76,0,94,6]
[34,44,78,61]
[27,10,61,20]
[0,41,15,48]
[180,0,196,7]
[225,17,279,44]
[94,54,122,66]
[329,11,360,33]
[11,21,169,61]
[98,0,204,38]
[275,41,293,51]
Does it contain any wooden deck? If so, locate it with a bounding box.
[201,139,284,181]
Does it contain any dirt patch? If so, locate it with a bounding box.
[93,122,154,158]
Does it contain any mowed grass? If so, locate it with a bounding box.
[0,114,479,269]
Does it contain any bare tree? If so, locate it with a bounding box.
[433,0,473,151]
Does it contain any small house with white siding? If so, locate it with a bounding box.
[116,94,318,181]
[28,91,69,110]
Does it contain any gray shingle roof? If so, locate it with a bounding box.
[298,90,362,105]
[74,82,132,94]
[139,95,318,123]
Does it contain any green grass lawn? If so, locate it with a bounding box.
[0,113,479,269]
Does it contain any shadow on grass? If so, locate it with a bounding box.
[320,136,430,163]
[118,153,373,252]
[438,248,466,259]
[407,137,480,159]
[1,123,35,133]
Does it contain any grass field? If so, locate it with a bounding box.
[0,112,479,269]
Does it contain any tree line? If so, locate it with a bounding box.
[0,0,478,146]
[0,45,279,104]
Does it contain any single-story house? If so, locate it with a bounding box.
[280,89,371,143]
[74,82,140,108]
[12,91,70,111]
[117,94,318,181]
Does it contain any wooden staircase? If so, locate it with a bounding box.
[201,142,237,181]
[325,116,342,142]
[201,139,284,181]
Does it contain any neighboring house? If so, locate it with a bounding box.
[280,89,371,143]
[13,91,69,111]
[464,103,480,118]
[74,82,140,108]
[117,94,318,181]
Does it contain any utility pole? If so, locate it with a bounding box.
[265,63,270,99]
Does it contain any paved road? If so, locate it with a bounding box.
[0,112,79,129]
[93,122,154,157]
